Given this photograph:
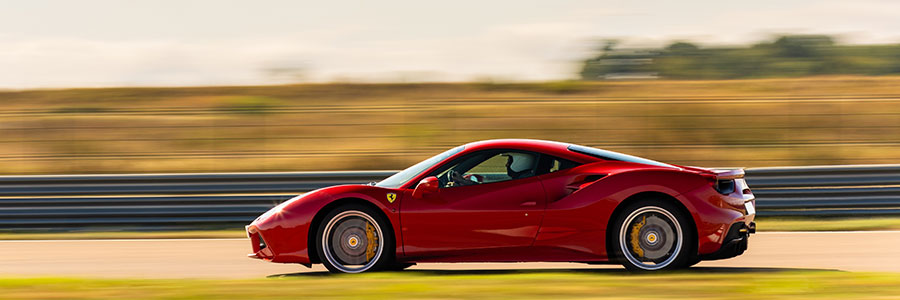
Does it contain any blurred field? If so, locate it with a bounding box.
[2,271,899,299]
[1,76,899,174]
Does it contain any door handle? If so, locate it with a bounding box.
[520,201,537,207]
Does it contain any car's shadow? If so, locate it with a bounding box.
[267,266,842,278]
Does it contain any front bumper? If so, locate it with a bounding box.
[246,225,275,260]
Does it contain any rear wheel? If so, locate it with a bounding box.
[316,204,394,273]
[611,200,695,271]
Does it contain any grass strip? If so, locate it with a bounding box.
[1,270,899,299]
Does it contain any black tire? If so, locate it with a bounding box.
[609,199,696,271]
[315,204,395,273]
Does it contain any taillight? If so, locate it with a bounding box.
[715,179,735,195]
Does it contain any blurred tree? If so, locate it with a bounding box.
[579,34,900,80]
[664,42,699,55]
[602,39,619,52]
[772,35,834,58]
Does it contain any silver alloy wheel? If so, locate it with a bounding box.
[618,206,683,270]
[321,210,384,273]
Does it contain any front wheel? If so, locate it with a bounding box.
[611,200,695,271]
[316,204,394,273]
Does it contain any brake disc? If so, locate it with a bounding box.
[639,215,675,260]
[331,218,368,265]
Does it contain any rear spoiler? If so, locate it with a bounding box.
[710,168,745,180]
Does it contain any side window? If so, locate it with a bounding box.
[467,155,511,182]
[549,160,562,173]
[435,151,538,188]
[536,155,580,175]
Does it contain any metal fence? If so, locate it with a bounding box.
[745,164,900,216]
[0,164,898,231]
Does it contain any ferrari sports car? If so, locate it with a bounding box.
[246,139,756,273]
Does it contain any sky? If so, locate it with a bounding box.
[1,0,899,88]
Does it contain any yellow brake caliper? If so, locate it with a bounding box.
[629,216,646,258]
[365,221,379,262]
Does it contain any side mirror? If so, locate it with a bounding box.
[412,176,439,199]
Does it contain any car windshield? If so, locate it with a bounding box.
[375,146,464,188]
[567,144,676,168]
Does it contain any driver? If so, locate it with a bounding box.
[504,153,535,179]
[447,169,478,187]
[446,152,535,187]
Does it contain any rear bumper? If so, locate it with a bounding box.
[681,175,756,256]
[701,221,755,261]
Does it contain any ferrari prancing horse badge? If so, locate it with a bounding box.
[386,193,397,203]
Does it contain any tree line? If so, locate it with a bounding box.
[580,35,900,80]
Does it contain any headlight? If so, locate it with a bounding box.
[256,195,301,223]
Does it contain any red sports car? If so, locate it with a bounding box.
[246,139,756,273]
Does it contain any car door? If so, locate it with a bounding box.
[401,150,547,258]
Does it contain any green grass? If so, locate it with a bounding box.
[1,271,898,299]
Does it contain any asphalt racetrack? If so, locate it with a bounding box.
[1,231,898,279]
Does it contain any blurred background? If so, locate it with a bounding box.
[2,2,900,296]
[0,0,898,175]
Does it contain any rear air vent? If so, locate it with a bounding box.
[565,174,607,194]
[583,175,606,182]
